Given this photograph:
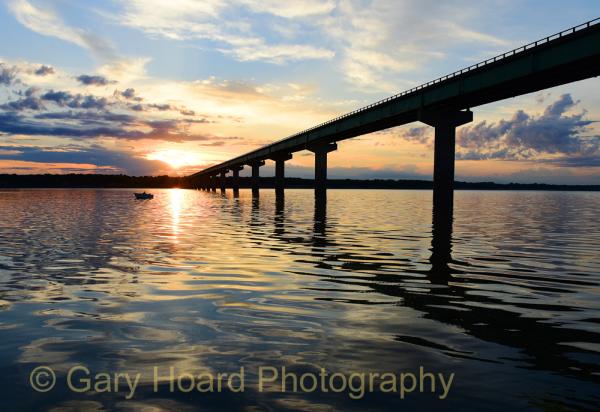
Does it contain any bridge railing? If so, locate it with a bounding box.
[197,17,600,174]
[272,17,600,144]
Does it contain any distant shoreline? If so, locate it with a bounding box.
[1,174,599,191]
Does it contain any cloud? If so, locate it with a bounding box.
[33,65,54,76]
[396,126,431,145]
[40,90,110,110]
[111,0,335,64]
[238,0,336,18]
[341,49,416,91]
[33,110,136,123]
[220,43,334,64]
[316,0,509,91]
[0,63,216,145]
[0,111,216,142]
[97,58,150,82]
[8,0,117,60]
[539,155,600,168]
[0,63,18,85]
[0,96,44,111]
[76,74,112,86]
[120,88,137,99]
[455,94,599,165]
[0,144,167,175]
[126,101,202,117]
[386,94,600,169]
[8,0,147,89]
[0,87,43,111]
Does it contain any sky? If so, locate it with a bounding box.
[0,0,599,184]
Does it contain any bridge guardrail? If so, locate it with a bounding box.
[196,17,600,175]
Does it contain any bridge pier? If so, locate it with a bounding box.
[211,175,217,191]
[420,109,473,214]
[249,160,265,196]
[231,165,243,197]
[270,153,292,196]
[220,171,227,193]
[308,143,337,196]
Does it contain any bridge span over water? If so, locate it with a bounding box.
[189,18,600,209]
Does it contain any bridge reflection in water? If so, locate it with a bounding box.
[256,191,600,386]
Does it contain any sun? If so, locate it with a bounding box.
[147,149,202,169]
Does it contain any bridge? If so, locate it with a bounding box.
[189,18,600,211]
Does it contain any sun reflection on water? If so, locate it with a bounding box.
[169,188,184,240]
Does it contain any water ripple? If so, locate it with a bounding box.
[0,188,599,410]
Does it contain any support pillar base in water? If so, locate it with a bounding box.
[231,165,243,196]
[308,142,337,196]
[419,110,473,213]
[270,153,292,196]
[220,170,228,193]
[248,160,265,196]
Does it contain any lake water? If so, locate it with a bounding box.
[0,189,599,411]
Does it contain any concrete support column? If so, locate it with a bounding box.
[248,160,265,196]
[231,165,243,197]
[419,109,473,215]
[211,175,217,192]
[308,143,337,196]
[269,153,292,196]
[220,170,227,193]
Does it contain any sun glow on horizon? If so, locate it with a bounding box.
[147,150,204,169]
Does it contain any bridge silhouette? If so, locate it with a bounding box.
[189,18,600,213]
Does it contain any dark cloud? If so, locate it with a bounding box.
[0,111,138,139]
[1,67,217,145]
[23,87,38,97]
[148,103,173,111]
[391,94,599,167]
[0,63,17,85]
[0,111,216,142]
[34,65,54,76]
[69,95,109,110]
[76,74,112,86]
[40,90,109,110]
[454,94,599,165]
[538,155,600,168]
[0,144,165,175]
[396,126,431,144]
[1,88,44,111]
[34,110,136,123]
[40,90,75,105]
[0,96,44,111]
[126,101,201,118]
[120,88,137,99]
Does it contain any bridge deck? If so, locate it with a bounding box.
[193,18,600,177]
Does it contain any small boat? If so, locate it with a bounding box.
[134,192,154,200]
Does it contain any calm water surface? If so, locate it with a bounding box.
[0,189,599,411]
